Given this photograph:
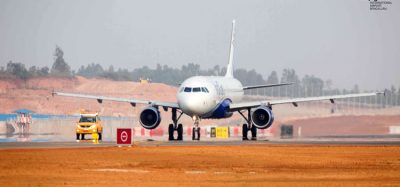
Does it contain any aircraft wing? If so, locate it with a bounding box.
[242,82,293,90]
[229,92,384,111]
[52,91,179,109]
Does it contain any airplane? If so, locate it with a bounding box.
[53,20,384,141]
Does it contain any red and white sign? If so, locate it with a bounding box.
[117,128,132,145]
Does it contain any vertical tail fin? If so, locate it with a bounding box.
[225,20,236,78]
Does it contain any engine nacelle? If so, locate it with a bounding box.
[251,106,274,129]
[139,106,161,129]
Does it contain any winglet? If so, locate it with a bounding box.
[225,20,236,78]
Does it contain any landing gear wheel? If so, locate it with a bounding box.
[76,133,80,140]
[197,127,201,140]
[81,134,85,140]
[192,127,196,140]
[168,124,174,141]
[251,125,257,141]
[242,124,249,141]
[177,124,183,141]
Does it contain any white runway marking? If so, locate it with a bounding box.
[213,171,231,175]
[87,168,150,173]
[185,170,206,174]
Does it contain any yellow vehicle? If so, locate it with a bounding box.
[76,113,103,140]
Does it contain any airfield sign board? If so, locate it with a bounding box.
[117,128,132,145]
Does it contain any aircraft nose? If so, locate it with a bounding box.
[179,94,209,115]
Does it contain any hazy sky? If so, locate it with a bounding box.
[0,0,399,90]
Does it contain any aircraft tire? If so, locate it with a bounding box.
[192,127,196,140]
[197,127,201,141]
[251,125,257,141]
[76,133,80,140]
[177,124,183,141]
[81,134,85,140]
[168,124,174,141]
[242,124,248,141]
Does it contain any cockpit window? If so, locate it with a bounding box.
[201,87,209,93]
[193,87,201,92]
[183,87,209,93]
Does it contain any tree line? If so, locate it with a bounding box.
[0,46,70,80]
[1,46,399,106]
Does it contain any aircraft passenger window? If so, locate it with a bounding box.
[184,87,192,92]
[193,87,201,92]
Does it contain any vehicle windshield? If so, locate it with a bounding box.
[79,116,96,123]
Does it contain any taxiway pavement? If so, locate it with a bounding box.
[1,138,400,149]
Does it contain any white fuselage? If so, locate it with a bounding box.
[177,76,244,117]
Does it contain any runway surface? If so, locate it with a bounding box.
[1,138,400,149]
[1,141,399,186]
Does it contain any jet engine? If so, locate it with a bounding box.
[139,106,161,129]
[251,106,274,129]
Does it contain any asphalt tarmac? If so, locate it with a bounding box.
[1,138,400,149]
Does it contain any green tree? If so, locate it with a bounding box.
[51,46,71,77]
[280,69,300,97]
[39,67,49,76]
[302,75,324,96]
[266,71,279,96]
[6,61,30,80]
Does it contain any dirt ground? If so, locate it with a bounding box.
[0,145,399,186]
[286,115,400,136]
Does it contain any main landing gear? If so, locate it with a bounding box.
[238,108,257,141]
[168,108,184,141]
[192,116,201,141]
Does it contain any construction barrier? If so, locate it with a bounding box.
[128,126,275,138]
[280,125,293,139]
[150,128,164,136]
[210,127,216,138]
[389,126,400,134]
[216,127,229,138]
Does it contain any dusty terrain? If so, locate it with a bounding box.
[1,76,399,133]
[0,145,399,186]
[1,76,398,117]
[286,115,400,137]
[0,76,177,116]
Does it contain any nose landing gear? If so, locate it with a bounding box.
[168,108,184,141]
[192,115,201,141]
